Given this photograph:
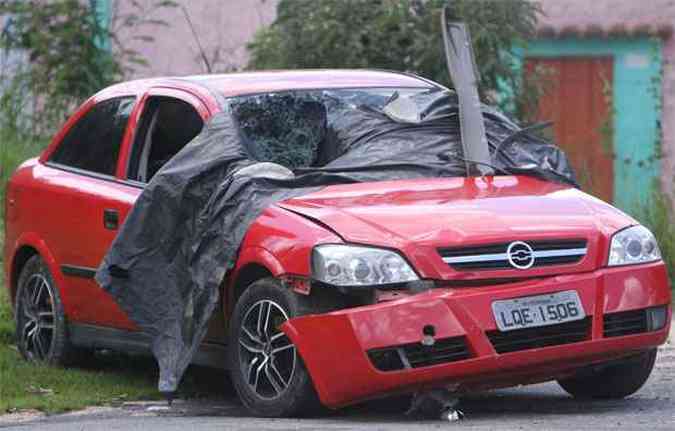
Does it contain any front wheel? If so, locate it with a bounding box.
[228,278,321,417]
[557,349,657,399]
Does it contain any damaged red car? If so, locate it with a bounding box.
[3,69,672,418]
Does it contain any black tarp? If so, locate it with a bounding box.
[95,88,576,392]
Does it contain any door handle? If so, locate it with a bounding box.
[103,209,119,230]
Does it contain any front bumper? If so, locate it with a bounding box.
[281,262,672,408]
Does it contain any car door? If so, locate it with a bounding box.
[121,88,230,342]
[38,95,142,330]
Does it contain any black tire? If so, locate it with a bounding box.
[228,277,323,417]
[15,255,78,365]
[558,349,657,399]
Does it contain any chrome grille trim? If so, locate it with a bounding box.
[441,248,588,264]
[438,239,588,271]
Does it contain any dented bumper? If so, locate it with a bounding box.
[281,262,672,408]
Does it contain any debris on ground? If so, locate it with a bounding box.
[406,389,465,422]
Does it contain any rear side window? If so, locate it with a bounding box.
[50,97,135,176]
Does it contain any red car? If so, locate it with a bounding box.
[3,70,672,417]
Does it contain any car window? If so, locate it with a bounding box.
[127,96,204,183]
[49,97,135,176]
[230,94,327,169]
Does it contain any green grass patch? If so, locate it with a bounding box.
[0,345,160,414]
[0,285,13,345]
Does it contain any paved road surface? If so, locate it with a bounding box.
[2,343,674,430]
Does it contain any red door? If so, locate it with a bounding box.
[35,167,140,329]
[526,57,614,202]
[38,96,141,330]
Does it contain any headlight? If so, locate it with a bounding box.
[608,225,662,266]
[312,244,419,286]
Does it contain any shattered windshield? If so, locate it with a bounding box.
[225,88,437,169]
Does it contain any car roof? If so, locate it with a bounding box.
[184,69,439,96]
[98,69,439,100]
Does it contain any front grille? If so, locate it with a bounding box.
[604,309,648,338]
[368,336,471,372]
[438,239,587,271]
[486,317,591,354]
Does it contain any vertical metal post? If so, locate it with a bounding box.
[441,7,493,176]
[91,0,112,51]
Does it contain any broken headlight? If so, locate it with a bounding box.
[312,244,419,287]
[608,225,662,266]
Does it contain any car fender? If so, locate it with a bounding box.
[226,207,343,311]
[224,246,284,313]
[10,232,74,314]
[235,245,286,278]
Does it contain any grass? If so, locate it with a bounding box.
[0,203,6,354]
[0,348,160,414]
[0,279,13,345]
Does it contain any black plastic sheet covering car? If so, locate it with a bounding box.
[96,88,577,393]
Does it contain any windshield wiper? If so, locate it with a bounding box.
[492,121,554,162]
[440,150,578,187]
[438,151,509,176]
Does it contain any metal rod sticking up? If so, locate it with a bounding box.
[441,7,494,176]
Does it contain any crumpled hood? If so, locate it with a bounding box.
[278,176,635,279]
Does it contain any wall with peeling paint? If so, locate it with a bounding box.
[538,0,675,201]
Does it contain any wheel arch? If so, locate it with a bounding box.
[10,245,38,303]
[231,263,272,305]
[227,246,284,315]
[9,233,63,307]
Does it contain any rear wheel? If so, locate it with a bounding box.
[228,278,321,417]
[557,349,657,399]
[15,255,76,365]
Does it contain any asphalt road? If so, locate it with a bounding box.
[3,343,674,430]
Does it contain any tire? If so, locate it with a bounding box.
[228,277,322,417]
[558,349,657,399]
[15,255,78,365]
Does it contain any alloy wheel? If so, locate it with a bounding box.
[238,299,297,400]
[18,274,56,361]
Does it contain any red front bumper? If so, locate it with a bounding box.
[281,262,672,408]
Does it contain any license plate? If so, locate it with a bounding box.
[491,290,585,332]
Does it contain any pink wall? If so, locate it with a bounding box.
[115,0,278,76]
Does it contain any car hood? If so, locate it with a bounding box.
[277,176,635,280]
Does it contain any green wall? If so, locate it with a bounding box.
[516,38,662,211]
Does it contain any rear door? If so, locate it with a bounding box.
[39,96,142,329]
